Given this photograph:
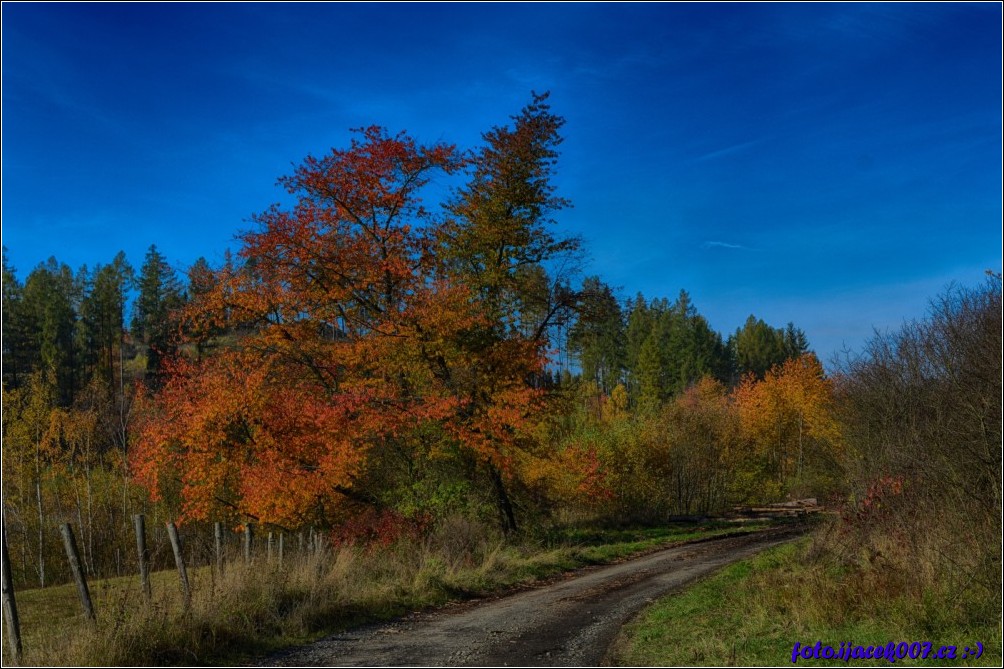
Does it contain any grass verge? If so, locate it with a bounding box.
[612,538,1002,666]
[4,518,775,666]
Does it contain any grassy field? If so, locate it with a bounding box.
[613,538,1002,667]
[4,518,773,666]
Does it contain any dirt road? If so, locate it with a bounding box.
[260,526,804,667]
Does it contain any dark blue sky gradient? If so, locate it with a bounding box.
[2,3,1001,362]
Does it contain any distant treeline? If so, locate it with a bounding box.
[2,246,808,411]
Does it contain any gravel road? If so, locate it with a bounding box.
[258,526,804,667]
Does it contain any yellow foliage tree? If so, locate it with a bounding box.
[733,353,842,500]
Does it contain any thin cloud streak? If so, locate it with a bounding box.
[695,138,766,162]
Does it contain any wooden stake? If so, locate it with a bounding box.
[133,514,151,601]
[60,524,95,621]
[2,521,23,662]
[244,523,253,564]
[165,522,191,608]
[214,522,224,576]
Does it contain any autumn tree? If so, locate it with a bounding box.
[733,352,841,499]
[184,256,222,361]
[132,125,469,527]
[555,374,743,522]
[2,373,58,586]
[659,376,739,514]
[441,91,579,326]
[132,95,586,536]
[436,91,581,532]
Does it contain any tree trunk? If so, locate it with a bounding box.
[797,413,804,479]
[86,462,94,576]
[34,478,44,589]
[488,465,517,535]
[74,487,88,575]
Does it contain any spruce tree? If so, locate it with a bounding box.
[132,245,184,382]
[568,276,625,393]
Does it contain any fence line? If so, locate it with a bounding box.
[1,514,329,664]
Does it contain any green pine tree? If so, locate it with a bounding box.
[132,245,184,383]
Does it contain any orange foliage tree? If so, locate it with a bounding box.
[133,96,578,532]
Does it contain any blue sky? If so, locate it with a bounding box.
[2,2,1001,363]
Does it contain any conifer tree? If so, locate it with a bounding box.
[78,252,133,396]
[132,245,184,382]
[568,276,625,392]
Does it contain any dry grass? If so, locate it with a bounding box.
[4,519,765,666]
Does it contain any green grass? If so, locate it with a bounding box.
[3,518,777,666]
[545,520,776,564]
[613,539,1002,666]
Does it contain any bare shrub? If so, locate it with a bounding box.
[832,274,1001,620]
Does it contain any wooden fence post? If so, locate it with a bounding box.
[165,522,191,608]
[278,532,284,566]
[60,524,95,621]
[133,514,152,601]
[267,532,274,563]
[214,522,224,576]
[2,522,23,663]
[244,523,253,564]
